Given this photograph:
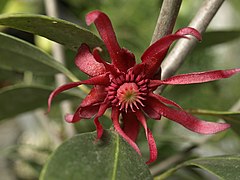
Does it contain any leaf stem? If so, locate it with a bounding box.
[112,134,120,180]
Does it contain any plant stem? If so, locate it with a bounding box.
[150,0,226,176]
[151,0,182,44]
[157,0,225,93]
[44,0,75,138]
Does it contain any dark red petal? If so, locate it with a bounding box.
[149,96,230,134]
[86,10,135,72]
[48,73,110,113]
[122,112,140,142]
[75,44,106,76]
[149,93,183,110]
[94,117,103,140]
[65,105,100,123]
[81,85,106,107]
[143,102,162,120]
[175,27,202,41]
[141,34,187,77]
[92,47,119,76]
[150,68,240,86]
[120,47,136,70]
[111,107,141,155]
[93,100,110,139]
[135,111,157,164]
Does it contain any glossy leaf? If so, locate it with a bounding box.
[40,130,152,180]
[155,155,240,180]
[0,14,104,51]
[0,84,81,120]
[188,109,240,136]
[197,31,240,50]
[0,32,77,79]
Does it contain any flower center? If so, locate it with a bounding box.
[107,71,148,112]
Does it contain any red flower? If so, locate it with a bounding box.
[48,10,240,164]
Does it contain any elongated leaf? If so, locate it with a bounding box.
[0,84,81,120]
[188,109,240,136]
[40,130,152,180]
[197,31,240,50]
[155,155,240,180]
[0,32,77,79]
[0,14,104,51]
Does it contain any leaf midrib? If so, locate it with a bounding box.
[111,133,120,180]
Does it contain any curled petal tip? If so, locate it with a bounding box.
[65,114,74,123]
[204,122,231,134]
[176,27,202,41]
[85,10,103,26]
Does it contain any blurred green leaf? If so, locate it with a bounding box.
[0,84,80,120]
[188,109,240,136]
[0,32,57,75]
[155,155,240,180]
[0,32,78,81]
[40,130,152,180]
[197,31,240,50]
[0,14,104,51]
[0,0,8,13]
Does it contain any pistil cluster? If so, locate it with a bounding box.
[107,71,148,112]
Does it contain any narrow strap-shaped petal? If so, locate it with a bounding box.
[141,35,187,77]
[143,101,162,120]
[65,104,100,123]
[175,27,202,41]
[86,10,135,72]
[48,73,110,112]
[93,100,110,140]
[149,93,183,110]
[135,111,157,164]
[66,97,109,124]
[81,85,106,107]
[122,112,140,142]
[75,44,106,76]
[92,47,120,76]
[141,27,201,78]
[149,68,240,87]
[94,117,103,140]
[111,107,141,155]
[148,96,230,134]
[144,94,182,120]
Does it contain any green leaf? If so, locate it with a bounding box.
[0,14,104,51]
[197,31,240,50]
[40,130,152,180]
[187,109,240,136]
[155,155,240,180]
[0,84,80,120]
[0,32,78,80]
[0,0,8,13]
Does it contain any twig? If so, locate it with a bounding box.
[157,0,225,93]
[44,0,75,138]
[151,0,182,44]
